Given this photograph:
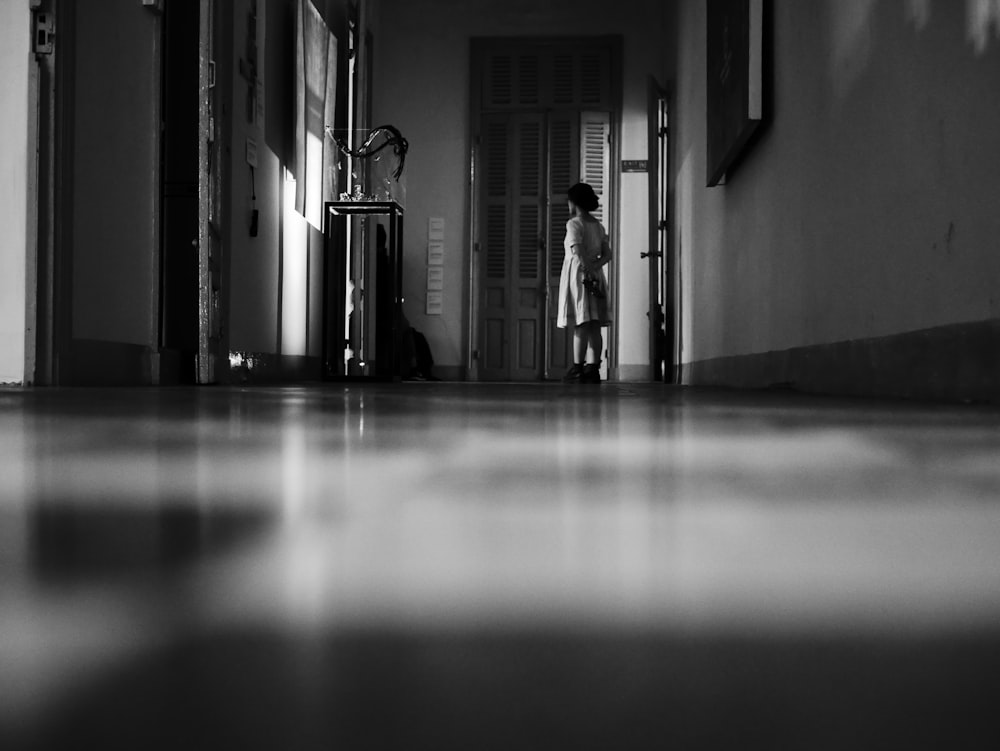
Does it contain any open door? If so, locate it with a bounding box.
[481,110,611,382]
[579,110,611,382]
[647,78,672,382]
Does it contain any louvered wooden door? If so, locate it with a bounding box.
[481,113,545,381]
[475,39,616,381]
[545,115,578,376]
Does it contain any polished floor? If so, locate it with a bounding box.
[2,382,1000,749]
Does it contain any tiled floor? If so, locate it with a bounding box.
[2,382,999,749]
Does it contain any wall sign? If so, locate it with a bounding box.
[622,160,648,173]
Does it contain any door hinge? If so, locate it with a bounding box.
[474,242,481,253]
[32,9,55,55]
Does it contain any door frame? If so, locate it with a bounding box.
[30,1,167,385]
[29,0,72,386]
[468,36,623,382]
[196,0,214,383]
[647,77,676,383]
[196,0,233,384]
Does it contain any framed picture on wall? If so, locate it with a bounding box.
[706,0,764,186]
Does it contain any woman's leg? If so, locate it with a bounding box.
[585,322,603,364]
[561,323,588,382]
[573,324,588,365]
[580,323,603,383]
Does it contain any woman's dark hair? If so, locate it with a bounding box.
[567,182,599,212]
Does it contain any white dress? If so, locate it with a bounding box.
[557,215,611,329]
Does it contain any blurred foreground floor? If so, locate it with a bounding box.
[1,382,999,749]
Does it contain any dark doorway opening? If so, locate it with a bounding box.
[159,0,200,383]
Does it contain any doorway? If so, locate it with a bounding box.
[472,38,620,382]
[159,0,200,383]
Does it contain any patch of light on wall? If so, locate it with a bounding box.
[282,169,308,357]
[305,131,324,230]
[827,0,877,102]
[904,0,931,30]
[967,0,1000,53]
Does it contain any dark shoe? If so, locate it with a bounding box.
[562,364,583,383]
[581,363,601,384]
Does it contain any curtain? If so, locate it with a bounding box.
[294,0,337,229]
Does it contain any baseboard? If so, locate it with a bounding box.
[156,349,197,385]
[430,365,466,381]
[226,352,323,384]
[682,318,1000,403]
[615,364,651,382]
[62,339,153,386]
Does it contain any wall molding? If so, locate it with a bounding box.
[226,352,322,384]
[682,318,1000,404]
[430,365,465,382]
[62,339,154,386]
[615,364,650,382]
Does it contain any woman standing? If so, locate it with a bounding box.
[557,182,612,384]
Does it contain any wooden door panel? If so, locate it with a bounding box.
[545,114,578,377]
[482,45,612,110]
[517,319,537,371]
[481,116,510,380]
[510,115,544,381]
[484,315,505,371]
[580,112,610,224]
[580,110,611,379]
[548,318,570,372]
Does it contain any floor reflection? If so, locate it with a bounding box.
[29,504,273,581]
[20,628,1000,750]
[1,383,1000,749]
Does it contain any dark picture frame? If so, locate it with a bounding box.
[706,0,764,186]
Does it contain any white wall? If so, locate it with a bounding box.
[374,0,666,378]
[227,0,352,362]
[228,0,285,355]
[672,0,1000,370]
[0,1,30,384]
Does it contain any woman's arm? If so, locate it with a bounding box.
[565,218,597,274]
[571,243,597,275]
[596,237,612,267]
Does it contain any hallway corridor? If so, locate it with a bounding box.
[2,383,999,749]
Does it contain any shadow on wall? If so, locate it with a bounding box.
[963,0,1000,52]
[906,0,1000,52]
[831,0,1000,103]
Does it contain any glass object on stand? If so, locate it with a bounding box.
[328,125,408,207]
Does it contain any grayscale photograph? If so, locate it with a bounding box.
[1,0,999,748]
